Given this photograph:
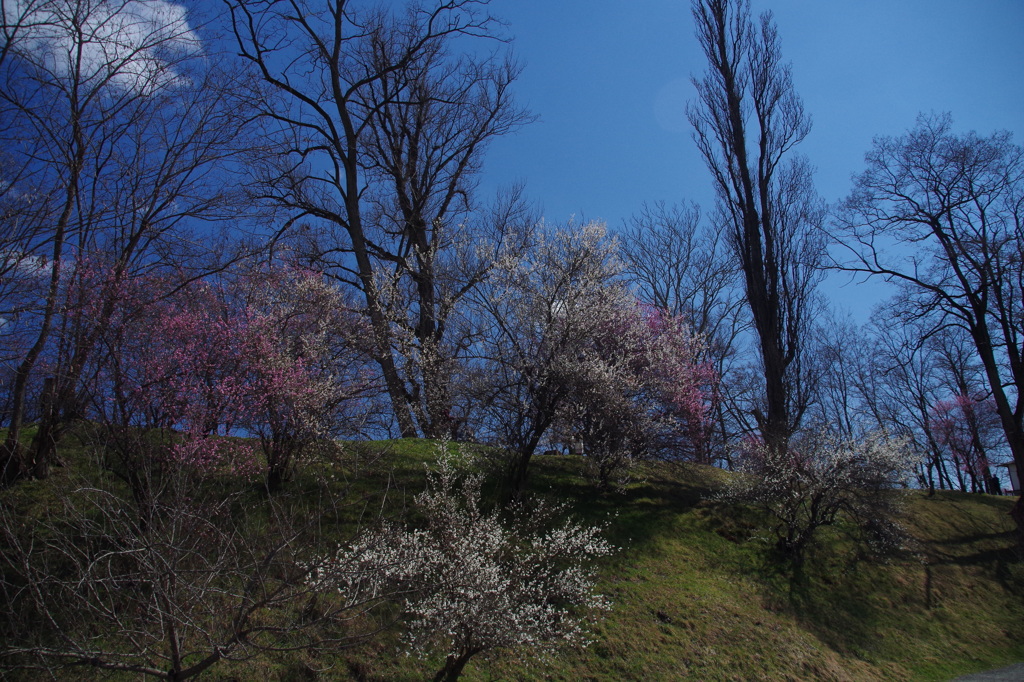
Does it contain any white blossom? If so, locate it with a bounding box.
[309,441,613,678]
[720,430,918,562]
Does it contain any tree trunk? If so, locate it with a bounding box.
[346,199,418,438]
[433,650,476,682]
[2,208,70,484]
[2,101,84,484]
[1011,496,1024,539]
[969,320,1024,530]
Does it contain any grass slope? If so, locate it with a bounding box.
[2,434,1022,681]
[330,444,1024,682]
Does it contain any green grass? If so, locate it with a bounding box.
[2,434,1022,681]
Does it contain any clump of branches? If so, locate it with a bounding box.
[309,441,613,681]
[0,459,388,680]
[720,431,918,567]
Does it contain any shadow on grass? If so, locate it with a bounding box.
[910,492,1024,593]
[525,456,720,551]
[789,573,889,660]
[775,492,1024,663]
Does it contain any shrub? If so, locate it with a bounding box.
[721,431,917,566]
[310,442,613,681]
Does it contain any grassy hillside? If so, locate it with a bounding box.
[2,435,1022,681]
[322,445,1023,682]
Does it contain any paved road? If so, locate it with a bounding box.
[953,663,1024,681]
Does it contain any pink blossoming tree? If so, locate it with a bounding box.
[556,301,718,488]
[88,263,374,495]
[927,394,1005,494]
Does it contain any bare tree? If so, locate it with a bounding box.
[0,0,247,483]
[860,313,956,492]
[620,201,746,463]
[805,316,865,440]
[226,0,531,438]
[620,202,740,337]
[836,114,1024,526]
[687,0,827,453]
[359,47,533,438]
[0,457,390,680]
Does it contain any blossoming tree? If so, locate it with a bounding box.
[722,431,918,567]
[88,263,374,494]
[309,442,613,681]
[470,221,718,493]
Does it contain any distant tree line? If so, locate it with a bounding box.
[625,0,1023,513]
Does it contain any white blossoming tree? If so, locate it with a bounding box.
[469,221,717,494]
[721,431,918,567]
[310,442,613,681]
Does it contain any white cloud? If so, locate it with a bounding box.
[1,250,49,277]
[2,0,201,93]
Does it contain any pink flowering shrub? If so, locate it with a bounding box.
[226,265,376,487]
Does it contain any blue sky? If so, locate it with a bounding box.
[476,0,1024,316]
